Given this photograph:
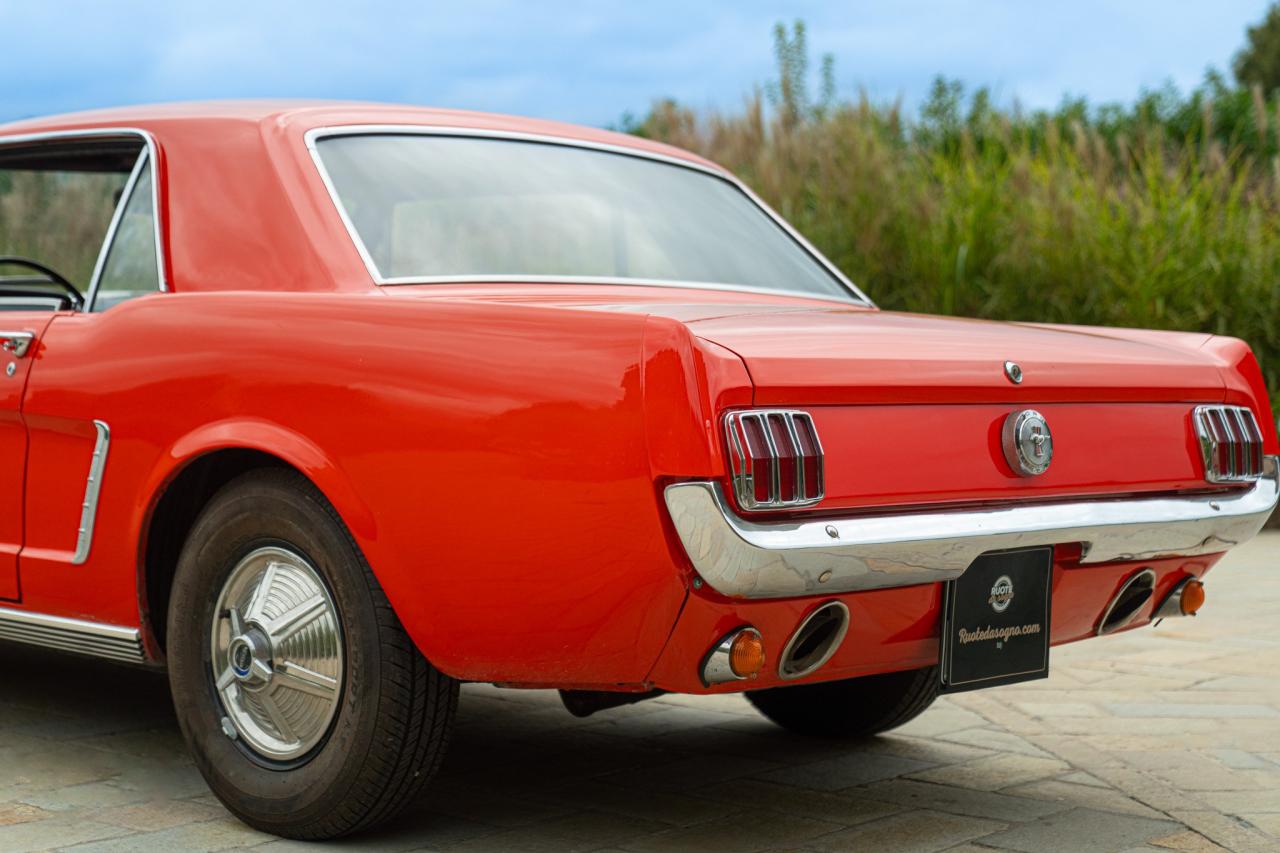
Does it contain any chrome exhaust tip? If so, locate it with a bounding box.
[778,601,850,680]
[1097,568,1156,636]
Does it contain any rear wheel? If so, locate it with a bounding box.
[167,469,458,839]
[747,666,940,738]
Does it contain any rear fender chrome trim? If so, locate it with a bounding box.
[0,607,145,663]
[664,456,1279,599]
[70,420,110,566]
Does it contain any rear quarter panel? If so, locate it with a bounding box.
[19,292,700,685]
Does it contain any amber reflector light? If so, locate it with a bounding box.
[1180,580,1206,615]
[729,631,765,678]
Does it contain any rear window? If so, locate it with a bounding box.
[314,134,854,300]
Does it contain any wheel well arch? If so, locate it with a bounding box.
[139,448,298,656]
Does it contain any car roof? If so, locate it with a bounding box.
[0,100,720,172]
[0,101,737,297]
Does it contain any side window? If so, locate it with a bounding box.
[0,142,133,311]
[90,153,160,312]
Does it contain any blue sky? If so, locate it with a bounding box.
[1,1,1272,127]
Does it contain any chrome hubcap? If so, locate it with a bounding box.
[211,546,343,761]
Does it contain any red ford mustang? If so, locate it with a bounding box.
[0,102,1274,839]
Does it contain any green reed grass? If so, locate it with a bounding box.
[625,26,1280,412]
[0,170,123,287]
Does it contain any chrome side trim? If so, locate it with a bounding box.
[70,420,110,566]
[302,124,874,307]
[663,456,1280,599]
[0,606,144,663]
[0,127,169,297]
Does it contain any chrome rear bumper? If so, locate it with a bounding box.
[664,456,1279,599]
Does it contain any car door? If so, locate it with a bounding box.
[16,145,164,605]
[0,316,55,599]
[0,132,155,601]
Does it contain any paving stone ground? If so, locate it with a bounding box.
[2,533,1278,852]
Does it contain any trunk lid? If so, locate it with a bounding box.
[684,307,1226,406]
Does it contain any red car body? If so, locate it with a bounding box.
[0,102,1275,699]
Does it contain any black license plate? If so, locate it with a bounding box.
[941,547,1052,692]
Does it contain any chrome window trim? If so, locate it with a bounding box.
[367,275,860,306]
[663,456,1279,599]
[303,124,874,307]
[70,420,110,566]
[0,127,169,302]
[85,149,149,311]
[0,605,144,663]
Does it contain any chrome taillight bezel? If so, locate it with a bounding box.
[1193,405,1265,483]
[724,410,824,511]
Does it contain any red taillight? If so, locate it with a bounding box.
[1194,405,1265,483]
[724,410,824,510]
[792,414,823,501]
[737,415,773,505]
[767,413,797,502]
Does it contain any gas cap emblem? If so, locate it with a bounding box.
[1002,409,1053,477]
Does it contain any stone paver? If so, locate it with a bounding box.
[975,807,1181,853]
[808,809,1005,852]
[0,533,1278,851]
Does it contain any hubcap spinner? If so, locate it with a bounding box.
[210,546,343,762]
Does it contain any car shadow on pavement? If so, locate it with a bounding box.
[0,643,949,848]
[3,616,1278,853]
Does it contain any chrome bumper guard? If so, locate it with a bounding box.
[664,456,1279,599]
